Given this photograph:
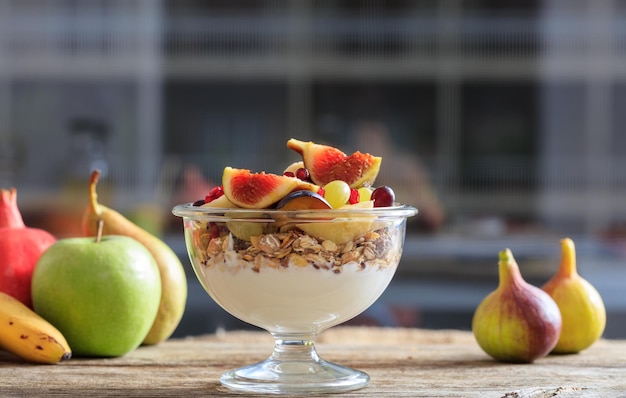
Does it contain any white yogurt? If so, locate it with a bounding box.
[193,258,397,334]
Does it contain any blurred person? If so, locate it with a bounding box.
[352,122,445,233]
[170,164,216,207]
[166,164,216,233]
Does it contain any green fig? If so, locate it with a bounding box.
[472,249,562,363]
[82,170,187,345]
[542,238,606,354]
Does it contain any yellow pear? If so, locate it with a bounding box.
[82,170,187,345]
[542,238,606,354]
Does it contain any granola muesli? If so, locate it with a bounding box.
[191,223,401,273]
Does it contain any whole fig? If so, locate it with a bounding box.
[472,248,562,363]
[542,238,606,354]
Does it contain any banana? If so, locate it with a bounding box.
[0,291,71,364]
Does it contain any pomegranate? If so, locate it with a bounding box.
[0,188,56,308]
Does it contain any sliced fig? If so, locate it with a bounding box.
[287,138,382,188]
[222,167,308,209]
[275,190,332,211]
[201,193,238,209]
[292,179,320,194]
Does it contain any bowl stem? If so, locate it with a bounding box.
[219,332,370,394]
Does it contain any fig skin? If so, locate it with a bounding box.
[275,190,331,211]
[542,238,606,354]
[472,249,562,363]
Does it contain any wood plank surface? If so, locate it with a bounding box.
[0,327,624,397]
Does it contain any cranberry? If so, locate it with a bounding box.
[205,185,224,203]
[283,171,295,178]
[349,188,360,204]
[295,167,310,181]
[208,222,220,240]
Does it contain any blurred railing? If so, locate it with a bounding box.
[2,1,626,237]
[1,4,626,77]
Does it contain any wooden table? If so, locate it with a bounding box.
[1,327,624,397]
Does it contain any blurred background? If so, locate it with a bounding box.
[1,0,626,338]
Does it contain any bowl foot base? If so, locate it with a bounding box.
[220,356,369,394]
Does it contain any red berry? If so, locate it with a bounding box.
[349,188,360,204]
[317,187,325,197]
[283,171,295,178]
[208,222,220,240]
[205,185,224,203]
[296,167,310,181]
[371,186,395,207]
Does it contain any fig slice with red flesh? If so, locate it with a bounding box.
[222,167,316,209]
[287,138,382,188]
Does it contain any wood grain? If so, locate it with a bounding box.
[0,327,624,397]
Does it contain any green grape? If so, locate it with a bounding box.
[357,187,373,202]
[323,180,351,209]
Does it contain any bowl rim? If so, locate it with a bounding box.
[172,202,418,221]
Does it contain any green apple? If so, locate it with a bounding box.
[31,234,162,357]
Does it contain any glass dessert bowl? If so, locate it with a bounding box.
[173,203,417,394]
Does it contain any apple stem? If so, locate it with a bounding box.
[95,219,104,243]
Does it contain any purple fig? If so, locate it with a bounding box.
[472,248,562,363]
